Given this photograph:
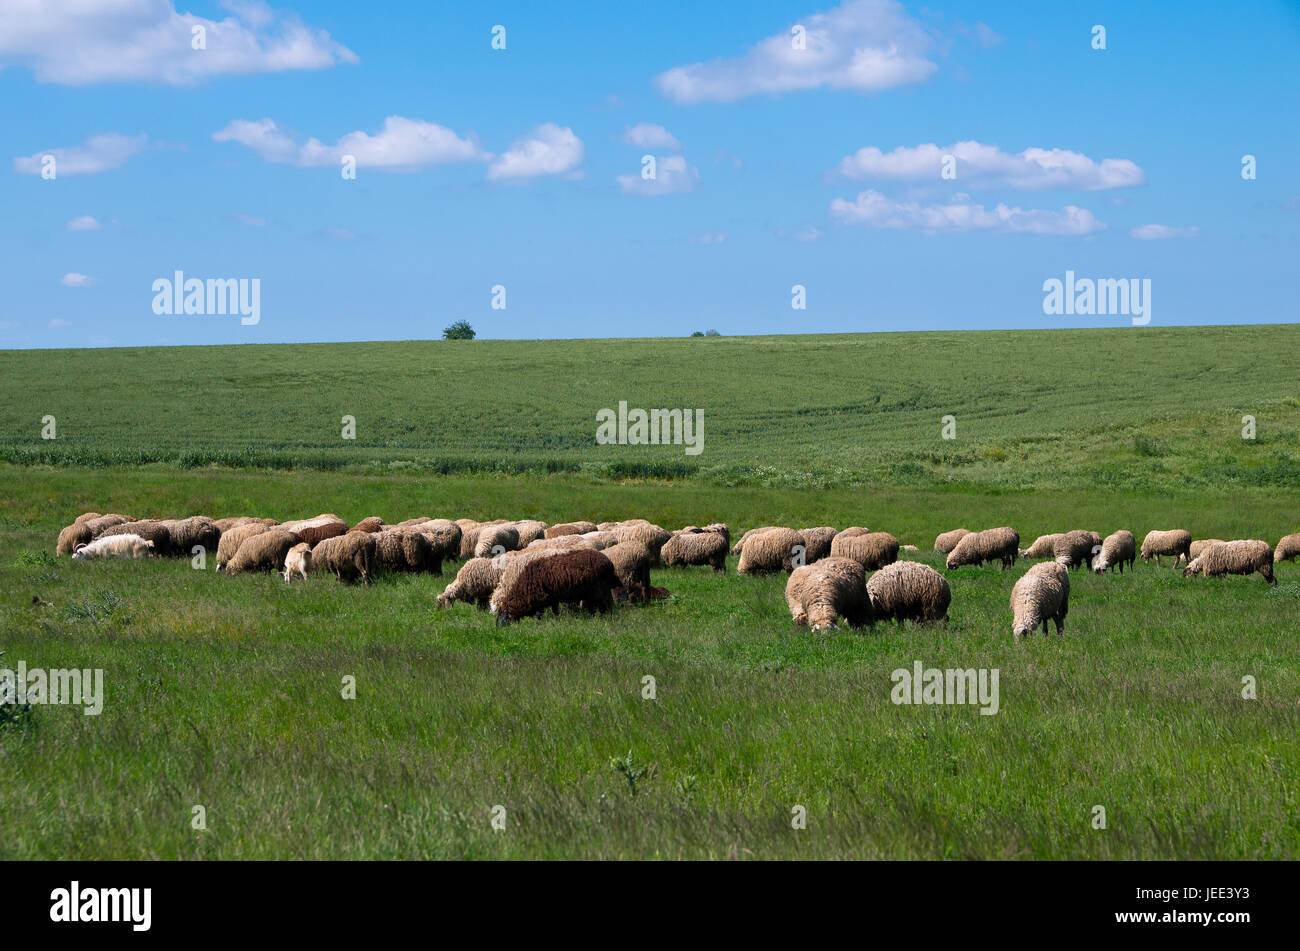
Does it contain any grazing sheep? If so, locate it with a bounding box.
[216,522,272,571]
[731,526,781,556]
[283,542,311,583]
[71,533,155,561]
[866,561,951,625]
[1189,538,1225,562]
[578,530,619,549]
[97,520,177,557]
[701,523,731,549]
[1183,539,1276,585]
[798,526,838,564]
[527,535,598,552]
[1018,534,1062,560]
[737,527,805,575]
[1053,530,1098,570]
[1273,533,1300,564]
[544,521,598,539]
[785,557,869,631]
[487,549,567,613]
[495,548,619,624]
[475,524,521,559]
[311,532,376,585]
[511,520,549,547]
[829,531,899,571]
[374,529,440,574]
[437,557,503,609]
[946,527,1019,570]
[278,515,348,547]
[213,516,276,533]
[57,513,133,555]
[225,529,302,576]
[161,516,220,557]
[1141,529,1192,566]
[603,541,654,600]
[1092,530,1137,574]
[609,523,671,565]
[415,521,462,565]
[1010,561,1070,639]
[661,530,728,572]
[348,517,385,534]
[934,529,970,555]
[457,519,510,559]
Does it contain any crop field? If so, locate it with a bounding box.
[1,326,1299,860]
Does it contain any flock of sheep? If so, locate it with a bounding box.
[54,512,1299,635]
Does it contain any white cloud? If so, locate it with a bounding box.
[1131,223,1200,240]
[213,116,487,171]
[49,318,71,328]
[60,273,95,287]
[14,133,146,176]
[621,123,682,150]
[833,141,1146,190]
[830,190,1105,235]
[690,232,726,245]
[617,155,697,196]
[655,0,935,104]
[234,212,266,227]
[487,124,584,181]
[66,216,103,231]
[0,0,357,86]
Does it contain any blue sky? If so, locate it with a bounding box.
[1,0,1297,348]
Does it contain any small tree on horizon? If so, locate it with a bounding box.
[443,320,476,340]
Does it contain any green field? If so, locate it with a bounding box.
[1,326,1298,859]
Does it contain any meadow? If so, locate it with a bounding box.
[1,326,1298,859]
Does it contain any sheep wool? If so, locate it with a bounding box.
[1184,539,1276,585]
[1053,530,1098,571]
[934,529,970,555]
[866,561,951,625]
[216,522,272,571]
[1273,533,1300,564]
[829,531,899,571]
[1092,530,1136,574]
[72,533,155,561]
[660,530,729,572]
[495,548,619,624]
[278,515,348,547]
[737,527,805,575]
[311,532,376,585]
[1010,561,1070,639]
[602,541,654,599]
[224,529,302,576]
[283,543,311,583]
[785,557,869,631]
[544,522,599,539]
[798,526,838,564]
[1140,529,1192,566]
[946,527,1019,570]
[437,557,503,609]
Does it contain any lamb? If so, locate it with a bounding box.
[278,515,347,546]
[602,541,654,600]
[71,533,155,560]
[437,557,503,609]
[865,561,951,626]
[511,520,549,547]
[609,523,671,564]
[224,529,302,576]
[1140,529,1192,566]
[474,524,521,558]
[661,530,728,572]
[348,517,385,534]
[544,521,598,539]
[1189,538,1226,562]
[1092,530,1137,574]
[933,529,970,555]
[311,532,376,585]
[1018,534,1062,559]
[1183,539,1276,585]
[785,557,869,631]
[946,527,1019,570]
[737,527,805,575]
[374,529,440,574]
[798,526,838,564]
[216,522,272,571]
[283,542,311,583]
[97,520,177,557]
[1010,561,1070,639]
[1273,533,1300,564]
[829,531,899,571]
[1053,530,1098,570]
[731,526,780,556]
[494,548,619,624]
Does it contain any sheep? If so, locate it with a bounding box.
[458,519,510,559]
[603,541,654,600]
[278,515,348,547]
[494,548,619,624]
[488,549,568,613]
[544,521,598,539]
[73,511,102,524]
[661,530,728,572]
[1273,533,1300,564]
[216,521,272,571]
[609,523,671,565]
[97,520,177,557]
[71,533,154,561]
[511,520,549,547]
[785,557,869,631]
[1189,538,1225,562]
[160,516,220,557]
[1183,539,1276,585]
[414,521,462,565]
[374,529,440,574]
[933,529,970,555]
[1053,530,1098,571]
[56,513,132,555]
[475,524,521,559]
[1140,529,1192,566]
[348,517,385,534]
[829,531,899,571]
[1018,534,1062,559]
[213,516,276,533]
[737,527,805,575]
[946,527,1019,570]
[527,535,598,552]
[798,526,838,564]
[731,526,781,556]
[224,529,302,576]
[1092,530,1137,574]
[866,561,951,626]
[437,557,503,609]
[283,542,311,583]
[578,530,619,549]
[702,523,731,548]
[311,532,376,585]
[1010,561,1070,639]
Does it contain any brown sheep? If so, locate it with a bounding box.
[161,516,221,557]
[737,527,805,575]
[56,513,133,555]
[829,531,899,571]
[785,557,869,631]
[1019,533,1062,559]
[1273,533,1300,564]
[933,528,970,555]
[1010,561,1070,639]
[279,515,348,547]
[348,516,385,534]
[216,522,272,571]
[1092,530,1136,574]
[1053,530,1098,571]
[544,521,598,539]
[97,520,177,557]
[495,548,619,624]
[866,561,951,625]
[603,541,654,600]
[946,527,1019,570]
[488,549,568,613]
[661,530,728,572]
[311,532,376,585]
[1140,529,1192,566]
[1183,540,1276,585]
[415,521,463,565]
[374,529,440,574]
[437,557,503,609]
[224,529,302,576]
[798,526,838,564]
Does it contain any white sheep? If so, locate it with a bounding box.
[72,533,155,561]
